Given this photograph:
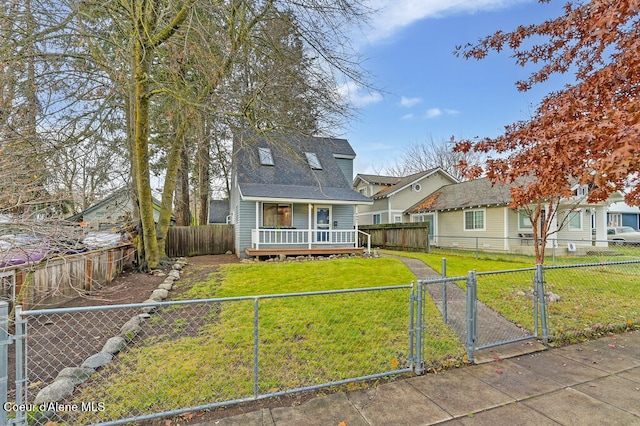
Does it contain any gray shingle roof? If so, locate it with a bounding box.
[407,178,514,213]
[234,134,371,204]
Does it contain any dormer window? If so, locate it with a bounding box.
[576,185,588,197]
[258,147,274,166]
[305,152,322,170]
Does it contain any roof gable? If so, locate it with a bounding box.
[370,168,459,199]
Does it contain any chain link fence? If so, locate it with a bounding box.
[10,285,414,425]
[541,260,640,343]
[429,235,640,265]
[3,258,640,425]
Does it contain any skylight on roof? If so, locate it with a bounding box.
[258,147,274,166]
[305,152,322,170]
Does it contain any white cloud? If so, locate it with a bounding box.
[400,96,422,108]
[336,82,383,107]
[365,0,530,42]
[401,113,414,120]
[424,107,460,119]
[425,108,442,119]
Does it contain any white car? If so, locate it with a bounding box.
[607,226,640,245]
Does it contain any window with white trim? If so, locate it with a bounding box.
[263,203,292,227]
[608,213,622,227]
[394,214,402,223]
[518,210,533,230]
[373,213,381,224]
[464,209,485,231]
[568,210,582,230]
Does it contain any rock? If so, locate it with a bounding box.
[102,336,127,355]
[158,282,173,291]
[34,379,75,405]
[138,313,151,319]
[120,316,142,340]
[168,270,180,280]
[141,299,159,313]
[55,367,95,385]
[172,263,183,270]
[151,288,169,300]
[81,352,113,370]
[225,250,232,255]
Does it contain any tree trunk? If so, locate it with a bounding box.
[157,120,187,257]
[133,39,159,269]
[197,116,210,225]
[175,135,191,226]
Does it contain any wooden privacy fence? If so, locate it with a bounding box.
[357,223,430,252]
[166,224,234,257]
[0,244,136,310]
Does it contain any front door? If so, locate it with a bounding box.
[315,206,331,242]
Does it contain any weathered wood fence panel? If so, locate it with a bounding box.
[358,224,430,252]
[166,225,234,257]
[0,245,136,310]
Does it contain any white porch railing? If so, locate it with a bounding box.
[251,229,360,249]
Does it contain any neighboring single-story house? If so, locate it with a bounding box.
[606,201,640,230]
[406,178,619,254]
[353,168,459,225]
[67,187,173,230]
[230,133,373,258]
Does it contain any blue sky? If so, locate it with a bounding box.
[340,0,574,175]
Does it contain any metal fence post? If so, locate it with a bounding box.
[408,283,415,371]
[536,265,550,344]
[442,258,448,324]
[466,270,477,363]
[0,302,8,426]
[414,281,424,375]
[14,305,27,426]
[253,298,260,398]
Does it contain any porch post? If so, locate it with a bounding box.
[308,203,312,249]
[594,205,608,247]
[255,202,260,250]
[355,205,359,248]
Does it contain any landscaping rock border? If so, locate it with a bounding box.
[33,258,188,406]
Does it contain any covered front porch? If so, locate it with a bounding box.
[248,227,371,257]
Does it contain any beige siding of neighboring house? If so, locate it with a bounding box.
[435,206,508,251]
[557,208,592,244]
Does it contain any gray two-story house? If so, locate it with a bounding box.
[230,133,372,258]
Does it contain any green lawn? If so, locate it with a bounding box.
[383,249,640,344]
[72,256,465,423]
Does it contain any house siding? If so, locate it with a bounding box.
[335,158,353,186]
[436,207,506,251]
[236,200,255,256]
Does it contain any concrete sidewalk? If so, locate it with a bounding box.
[195,330,640,425]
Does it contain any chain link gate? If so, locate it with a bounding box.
[416,266,548,364]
